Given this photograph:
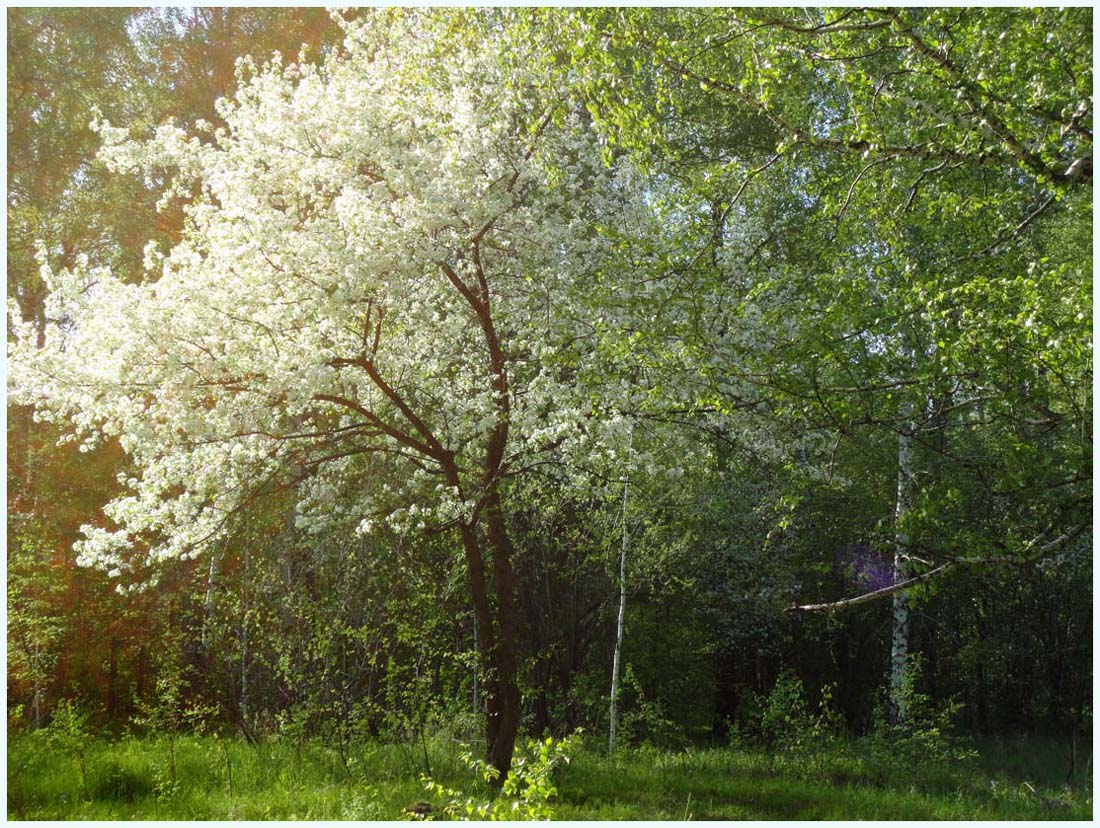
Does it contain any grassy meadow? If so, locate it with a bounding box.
[7,731,1091,821]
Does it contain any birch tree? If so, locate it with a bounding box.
[564,7,1091,716]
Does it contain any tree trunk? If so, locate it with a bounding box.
[457,511,520,781]
[887,411,913,725]
[239,539,250,728]
[608,463,629,753]
[107,636,120,719]
[201,547,223,648]
[32,640,42,729]
[483,491,521,779]
[471,613,480,714]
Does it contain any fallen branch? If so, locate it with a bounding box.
[785,562,952,616]
[786,523,1089,617]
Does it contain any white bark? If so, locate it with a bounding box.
[201,547,223,648]
[888,407,913,724]
[609,429,632,753]
[787,562,952,615]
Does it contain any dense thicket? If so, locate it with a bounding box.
[8,8,1091,778]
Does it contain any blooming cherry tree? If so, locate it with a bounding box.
[9,11,651,775]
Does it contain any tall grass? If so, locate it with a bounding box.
[557,741,1091,820]
[7,730,1092,820]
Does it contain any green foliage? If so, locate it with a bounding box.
[5,10,1092,811]
[615,665,682,750]
[6,732,1090,821]
[132,655,216,738]
[749,673,841,753]
[129,647,219,801]
[868,658,977,769]
[88,757,154,803]
[339,787,388,821]
[419,733,580,820]
[6,515,66,729]
[759,673,815,749]
[43,699,93,800]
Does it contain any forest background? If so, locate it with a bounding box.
[6,7,1093,820]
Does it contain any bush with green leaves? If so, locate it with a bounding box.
[617,665,682,750]
[868,657,976,768]
[340,786,388,820]
[418,732,580,820]
[756,673,840,752]
[43,698,94,800]
[130,652,219,800]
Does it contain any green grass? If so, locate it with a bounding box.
[555,743,1091,820]
[7,730,1092,820]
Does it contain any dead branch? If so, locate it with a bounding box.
[785,562,952,616]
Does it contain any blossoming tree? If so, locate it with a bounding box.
[9,11,654,775]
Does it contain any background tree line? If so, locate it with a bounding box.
[7,7,1090,777]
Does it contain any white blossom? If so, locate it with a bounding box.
[8,11,682,574]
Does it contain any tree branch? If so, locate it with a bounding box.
[787,522,1090,618]
[785,562,953,616]
[313,391,439,460]
[875,7,1082,187]
[326,357,447,459]
[977,193,1058,256]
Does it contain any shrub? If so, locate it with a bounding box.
[869,657,976,768]
[340,787,387,820]
[618,665,682,749]
[418,732,581,820]
[44,698,93,800]
[756,673,840,752]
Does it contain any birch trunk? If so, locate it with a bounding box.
[888,408,913,725]
[609,429,631,753]
[201,547,223,648]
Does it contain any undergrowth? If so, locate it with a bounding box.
[7,713,1091,820]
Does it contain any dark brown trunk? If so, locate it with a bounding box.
[440,242,520,776]
[456,519,519,779]
[483,490,521,778]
